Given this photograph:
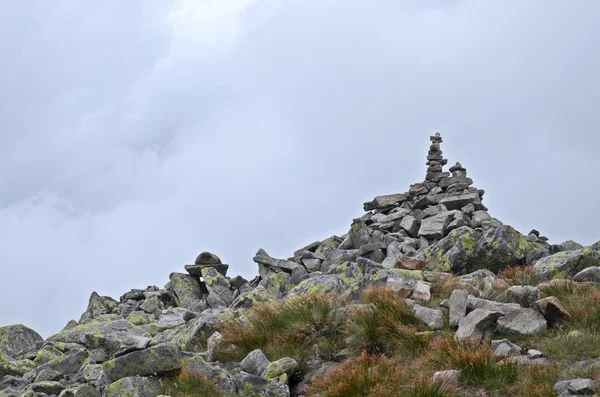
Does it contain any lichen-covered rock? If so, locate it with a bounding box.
[232,370,290,397]
[534,248,600,281]
[349,219,371,249]
[30,381,65,395]
[262,357,298,384]
[418,223,540,274]
[0,324,43,359]
[201,267,234,308]
[253,249,300,273]
[168,273,205,312]
[105,376,162,397]
[103,343,181,383]
[58,384,101,397]
[286,274,344,299]
[418,211,457,239]
[79,292,118,322]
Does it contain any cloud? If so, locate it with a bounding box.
[0,0,599,337]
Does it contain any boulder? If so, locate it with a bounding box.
[506,285,540,308]
[0,325,43,359]
[534,248,600,281]
[455,309,501,342]
[531,296,571,326]
[395,256,426,271]
[105,376,162,397]
[418,211,457,239]
[103,343,182,383]
[262,357,298,383]
[418,223,540,274]
[201,267,234,308]
[240,349,270,376]
[496,308,547,336]
[413,305,444,330]
[364,194,407,211]
[349,219,371,249]
[573,267,600,283]
[467,296,521,315]
[448,289,468,328]
[253,249,299,273]
[79,292,118,322]
[168,273,205,312]
[399,215,420,237]
[491,339,522,357]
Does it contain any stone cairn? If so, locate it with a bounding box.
[425,132,449,183]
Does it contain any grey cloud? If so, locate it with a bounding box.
[0,0,599,336]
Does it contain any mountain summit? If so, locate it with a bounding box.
[1,133,600,396]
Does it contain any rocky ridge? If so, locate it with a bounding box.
[1,133,600,396]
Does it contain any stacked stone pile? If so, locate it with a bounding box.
[1,133,600,397]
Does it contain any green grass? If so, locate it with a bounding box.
[160,369,224,397]
[214,292,345,374]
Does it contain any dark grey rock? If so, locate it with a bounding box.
[103,343,182,383]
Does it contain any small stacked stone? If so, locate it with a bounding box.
[425,132,450,183]
[440,161,474,193]
[185,251,229,277]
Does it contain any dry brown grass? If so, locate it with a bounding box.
[497,265,538,286]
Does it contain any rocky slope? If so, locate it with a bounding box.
[1,133,600,397]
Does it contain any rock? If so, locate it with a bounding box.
[31,381,65,395]
[467,296,521,315]
[554,379,596,396]
[105,376,162,397]
[139,296,162,314]
[559,240,585,251]
[233,370,290,397]
[432,370,460,388]
[290,265,309,285]
[286,274,344,299]
[0,325,43,359]
[168,273,205,312]
[534,248,600,281]
[395,256,426,271]
[187,251,229,276]
[418,223,540,274]
[205,331,223,362]
[526,246,550,265]
[58,385,102,397]
[437,193,480,211]
[506,285,540,307]
[253,249,299,272]
[448,289,468,328]
[349,219,371,249]
[79,292,118,322]
[201,266,234,308]
[357,242,386,257]
[195,251,222,265]
[364,194,407,211]
[418,211,457,239]
[471,211,492,228]
[421,204,448,219]
[240,349,271,376]
[573,267,600,283]
[103,343,182,383]
[455,309,501,342]
[262,357,298,383]
[531,296,571,326]
[528,349,544,359]
[413,305,444,330]
[491,339,522,357]
[381,241,402,268]
[411,281,431,302]
[399,215,420,237]
[496,308,547,336]
[293,241,321,262]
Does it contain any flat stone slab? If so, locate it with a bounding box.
[496,308,547,336]
[185,263,229,277]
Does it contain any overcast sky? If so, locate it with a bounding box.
[1,0,599,337]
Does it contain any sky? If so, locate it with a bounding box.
[0,0,599,337]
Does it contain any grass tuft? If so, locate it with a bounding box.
[160,368,224,397]
[214,293,345,373]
